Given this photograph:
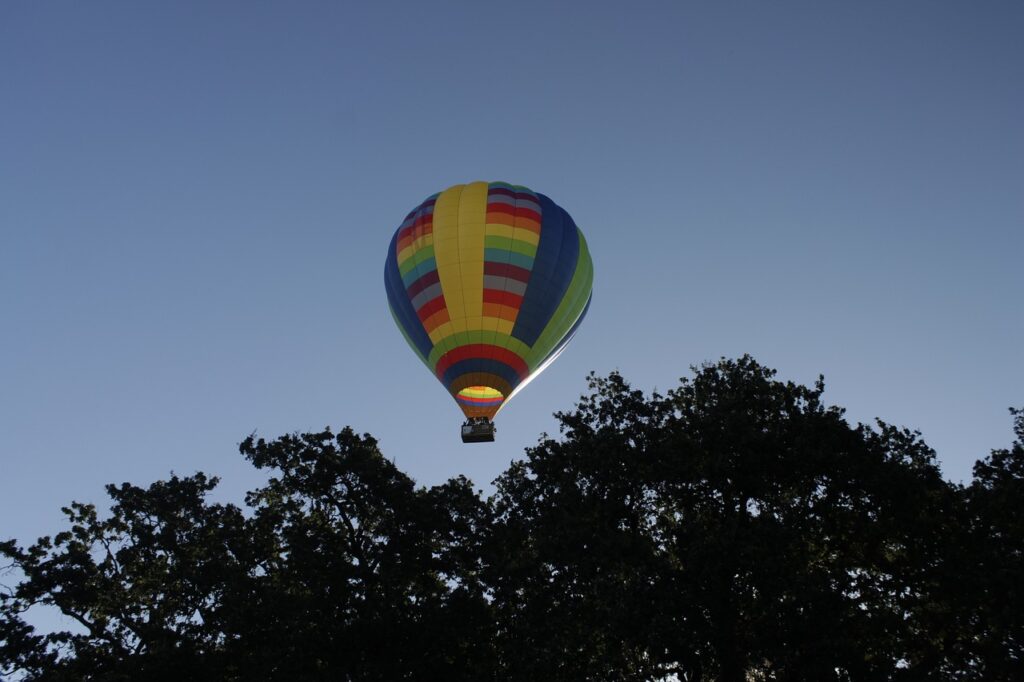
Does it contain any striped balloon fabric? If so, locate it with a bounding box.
[384,181,593,421]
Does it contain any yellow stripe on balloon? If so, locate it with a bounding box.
[433,185,465,340]
[458,182,487,325]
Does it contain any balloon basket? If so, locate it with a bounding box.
[461,418,496,443]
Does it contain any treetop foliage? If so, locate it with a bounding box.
[2,357,1021,681]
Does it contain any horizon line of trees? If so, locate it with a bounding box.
[2,356,1021,681]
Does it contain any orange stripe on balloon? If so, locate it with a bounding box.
[423,309,449,333]
[482,303,518,321]
[487,211,541,233]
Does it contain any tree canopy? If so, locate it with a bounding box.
[2,357,1021,680]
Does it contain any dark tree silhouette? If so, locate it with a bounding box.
[1,430,494,681]
[2,357,1020,681]
[490,358,954,681]
[931,408,1024,678]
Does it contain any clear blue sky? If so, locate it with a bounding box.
[3,1,1022,557]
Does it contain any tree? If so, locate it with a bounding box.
[0,472,249,681]
[920,408,1024,679]
[2,359,1020,680]
[1,429,495,681]
[229,428,495,681]
[963,408,1024,676]
[489,357,954,681]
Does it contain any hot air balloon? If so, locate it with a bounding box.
[384,181,593,443]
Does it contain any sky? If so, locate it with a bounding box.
[2,1,1022,564]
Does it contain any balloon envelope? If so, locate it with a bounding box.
[384,181,593,421]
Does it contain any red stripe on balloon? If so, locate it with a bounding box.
[483,289,523,309]
[434,345,528,381]
[458,395,504,406]
[485,203,542,225]
[406,270,440,297]
[484,262,531,282]
[416,295,447,323]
